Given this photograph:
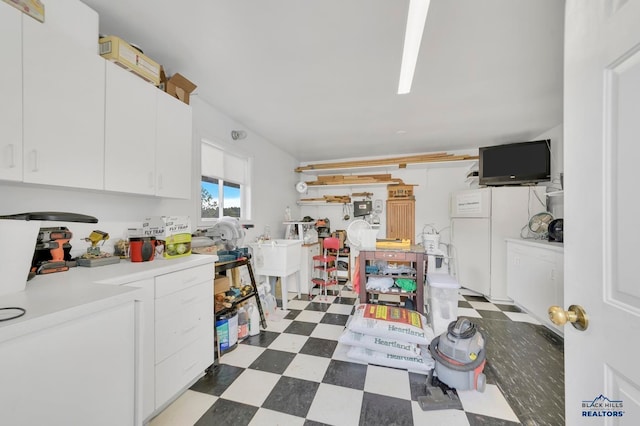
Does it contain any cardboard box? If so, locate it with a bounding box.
[166,73,197,105]
[214,274,231,294]
[99,36,161,86]
[387,184,416,199]
[2,0,44,22]
[143,216,191,239]
[160,233,191,259]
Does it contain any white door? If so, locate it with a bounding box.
[564,0,640,424]
[451,217,491,296]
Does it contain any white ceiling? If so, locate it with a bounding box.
[81,0,565,162]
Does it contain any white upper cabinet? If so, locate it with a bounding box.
[105,61,193,199]
[22,15,105,190]
[0,3,22,182]
[104,61,158,195]
[156,93,192,199]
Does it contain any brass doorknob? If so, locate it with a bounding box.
[548,305,589,331]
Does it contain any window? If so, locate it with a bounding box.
[201,142,250,222]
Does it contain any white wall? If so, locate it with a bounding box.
[297,151,476,246]
[189,95,301,243]
[532,124,564,218]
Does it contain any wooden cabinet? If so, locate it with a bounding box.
[22,14,105,190]
[0,302,136,426]
[0,3,22,182]
[506,239,564,334]
[359,248,426,314]
[386,199,415,243]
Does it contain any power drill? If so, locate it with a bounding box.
[32,227,73,274]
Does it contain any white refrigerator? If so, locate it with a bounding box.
[450,186,546,301]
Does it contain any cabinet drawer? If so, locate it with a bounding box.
[155,335,213,409]
[373,251,408,261]
[156,281,211,320]
[155,283,212,363]
[155,264,213,298]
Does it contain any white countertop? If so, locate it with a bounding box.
[505,238,564,253]
[0,254,217,343]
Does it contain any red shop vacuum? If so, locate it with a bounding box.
[428,318,487,392]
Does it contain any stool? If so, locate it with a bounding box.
[312,237,340,301]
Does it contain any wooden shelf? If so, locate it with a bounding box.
[297,201,349,206]
[295,153,479,174]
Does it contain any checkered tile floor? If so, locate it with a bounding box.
[149,286,560,426]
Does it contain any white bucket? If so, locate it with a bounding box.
[360,229,379,250]
[422,233,440,252]
[0,219,41,296]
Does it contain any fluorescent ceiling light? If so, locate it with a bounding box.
[397,0,431,94]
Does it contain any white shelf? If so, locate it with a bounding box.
[546,190,564,197]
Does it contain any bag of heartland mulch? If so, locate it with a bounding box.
[347,304,430,345]
[346,345,435,372]
[339,329,429,357]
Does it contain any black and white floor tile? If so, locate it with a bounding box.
[150,286,564,426]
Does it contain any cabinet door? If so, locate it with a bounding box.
[507,243,563,333]
[124,278,155,423]
[22,17,105,189]
[0,3,22,181]
[0,303,136,425]
[155,92,192,199]
[386,199,415,243]
[104,61,157,195]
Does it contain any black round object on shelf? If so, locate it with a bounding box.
[548,219,564,243]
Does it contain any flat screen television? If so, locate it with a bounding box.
[479,139,551,186]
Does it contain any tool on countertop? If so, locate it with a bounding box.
[77,230,120,267]
[32,227,74,275]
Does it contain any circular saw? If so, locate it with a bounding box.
[206,217,245,250]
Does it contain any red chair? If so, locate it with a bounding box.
[312,237,341,301]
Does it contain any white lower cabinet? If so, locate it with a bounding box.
[0,302,136,426]
[124,278,156,424]
[153,264,214,413]
[506,239,564,334]
[120,263,214,424]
